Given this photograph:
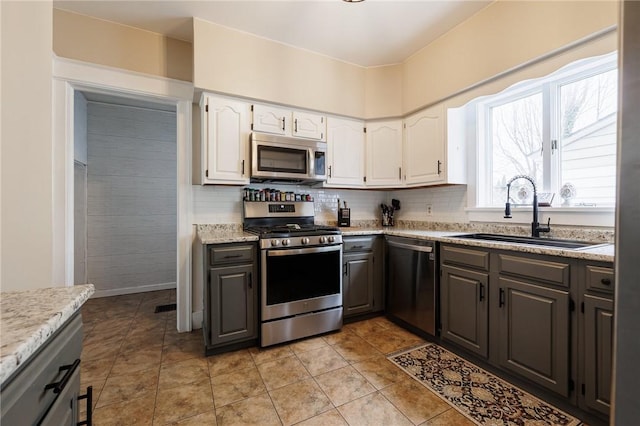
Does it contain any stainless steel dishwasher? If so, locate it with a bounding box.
[386,236,437,336]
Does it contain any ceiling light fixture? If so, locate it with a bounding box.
[342,0,365,3]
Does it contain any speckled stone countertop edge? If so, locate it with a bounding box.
[194,225,614,262]
[0,284,95,386]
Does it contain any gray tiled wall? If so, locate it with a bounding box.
[86,102,177,295]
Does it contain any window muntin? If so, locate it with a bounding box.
[479,54,617,208]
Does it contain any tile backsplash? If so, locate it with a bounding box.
[192,184,468,225]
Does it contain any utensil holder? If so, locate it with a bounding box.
[382,211,394,227]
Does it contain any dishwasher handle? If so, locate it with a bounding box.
[387,240,433,253]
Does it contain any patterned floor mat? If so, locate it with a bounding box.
[388,343,581,426]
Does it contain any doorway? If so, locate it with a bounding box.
[73,92,178,297]
[53,57,193,332]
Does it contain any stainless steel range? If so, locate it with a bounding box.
[244,201,343,347]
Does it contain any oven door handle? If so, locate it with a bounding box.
[266,245,342,257]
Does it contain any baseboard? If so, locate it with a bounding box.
[191,310,203,330]
[90,282,176,298]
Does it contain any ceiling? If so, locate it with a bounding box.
[53,0,492,67]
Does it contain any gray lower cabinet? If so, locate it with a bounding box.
[583,294,613,416]
[440,264,488,358]
[343,236,383,319]
[440,244,576,398]
[204,243,258,352]
[1,314,86,425]
[497,276,570,397]
[579,262,614,418]
[495,253,572,397]
[440,245,490,358]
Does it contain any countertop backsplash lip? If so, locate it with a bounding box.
[318,219,615,243]
[0,284,94,386]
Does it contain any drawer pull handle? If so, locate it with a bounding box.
[77,385,93,426]
[44,358,80,394]
[499,288,505,307]
[223,254,243,259]
[601,278,612,285]
[479,283,485,302]
[351,245,364,250]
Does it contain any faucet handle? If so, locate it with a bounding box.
[541,217,551,232]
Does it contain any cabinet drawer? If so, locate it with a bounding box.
[497,254,570,287]
[209,245,254,266]
[585,265,614,294]
[344,237,375,252]
[441,245,489,271]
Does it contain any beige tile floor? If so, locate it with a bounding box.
[80,290,476,425]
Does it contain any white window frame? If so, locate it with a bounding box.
[466,52,618,227]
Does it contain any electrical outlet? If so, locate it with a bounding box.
[426,204,433,216]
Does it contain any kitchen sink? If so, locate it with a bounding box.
[454,233,602,250]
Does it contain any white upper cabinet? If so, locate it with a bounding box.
[365,120,403,187]
[326,117,365,187]
[251,104,289,136]
[199,94,251,185]
[403,103,466,187]
[251,104,326,140]
[403,104,445,186]
[292,111,325,140]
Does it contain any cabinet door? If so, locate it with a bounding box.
[498,276,570,396]
[293,111,326,140]
[326,117,365,187]
[252,104,290,136]
[343,252,374,317]
[403,105,444,185]
[204,96,250,184]
[365,120,403,187]
[208,264,256,346]
[583,294,613,416]
[441,265,489,358]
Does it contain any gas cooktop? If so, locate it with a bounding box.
[244,223,340,238]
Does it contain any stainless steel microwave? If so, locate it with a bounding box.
[250,132,327,184]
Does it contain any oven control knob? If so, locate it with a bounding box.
[271,239,280,247]
[319,236,327,244]
[282,239,291,246]
[301,237,310,245]
[328,236,335,243]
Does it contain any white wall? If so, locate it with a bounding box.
[403,0,618,113]
[1,1,53,291]
[86,102,177,296]
[192,18,367,119]
[390,186,468,224]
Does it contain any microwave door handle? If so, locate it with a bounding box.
[308,148,315,177]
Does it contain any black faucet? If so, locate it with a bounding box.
[504,175,551,238]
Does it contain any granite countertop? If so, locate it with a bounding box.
[195,224,259,244]
[196,224,614,262]
[0,284,94,385]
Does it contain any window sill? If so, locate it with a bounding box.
[466,206,615,227]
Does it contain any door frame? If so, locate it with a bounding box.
[52,56,194,332]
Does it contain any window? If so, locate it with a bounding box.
[478,53,618,208]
